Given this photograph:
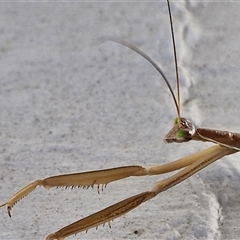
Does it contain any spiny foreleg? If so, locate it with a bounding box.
[46,145,236,240]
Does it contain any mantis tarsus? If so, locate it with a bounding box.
[1,1,239,239]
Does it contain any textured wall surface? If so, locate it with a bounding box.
[1,1,240,240]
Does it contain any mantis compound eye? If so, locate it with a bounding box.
[164,117,196,143]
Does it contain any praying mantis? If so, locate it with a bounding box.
[1,1,240,240]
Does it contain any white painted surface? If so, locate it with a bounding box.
[1,1,240,240]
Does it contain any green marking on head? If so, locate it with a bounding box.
[176,129,190,140]
[173,117,178,125]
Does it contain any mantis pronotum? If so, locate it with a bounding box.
[1,1,240,240]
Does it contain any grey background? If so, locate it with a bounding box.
[1,1,240,240]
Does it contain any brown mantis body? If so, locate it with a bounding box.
[1,1,240,240]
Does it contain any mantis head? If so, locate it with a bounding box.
[164,117,196,143]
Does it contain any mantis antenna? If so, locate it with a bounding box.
[106,0,181,126]
[166,0,181,126]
